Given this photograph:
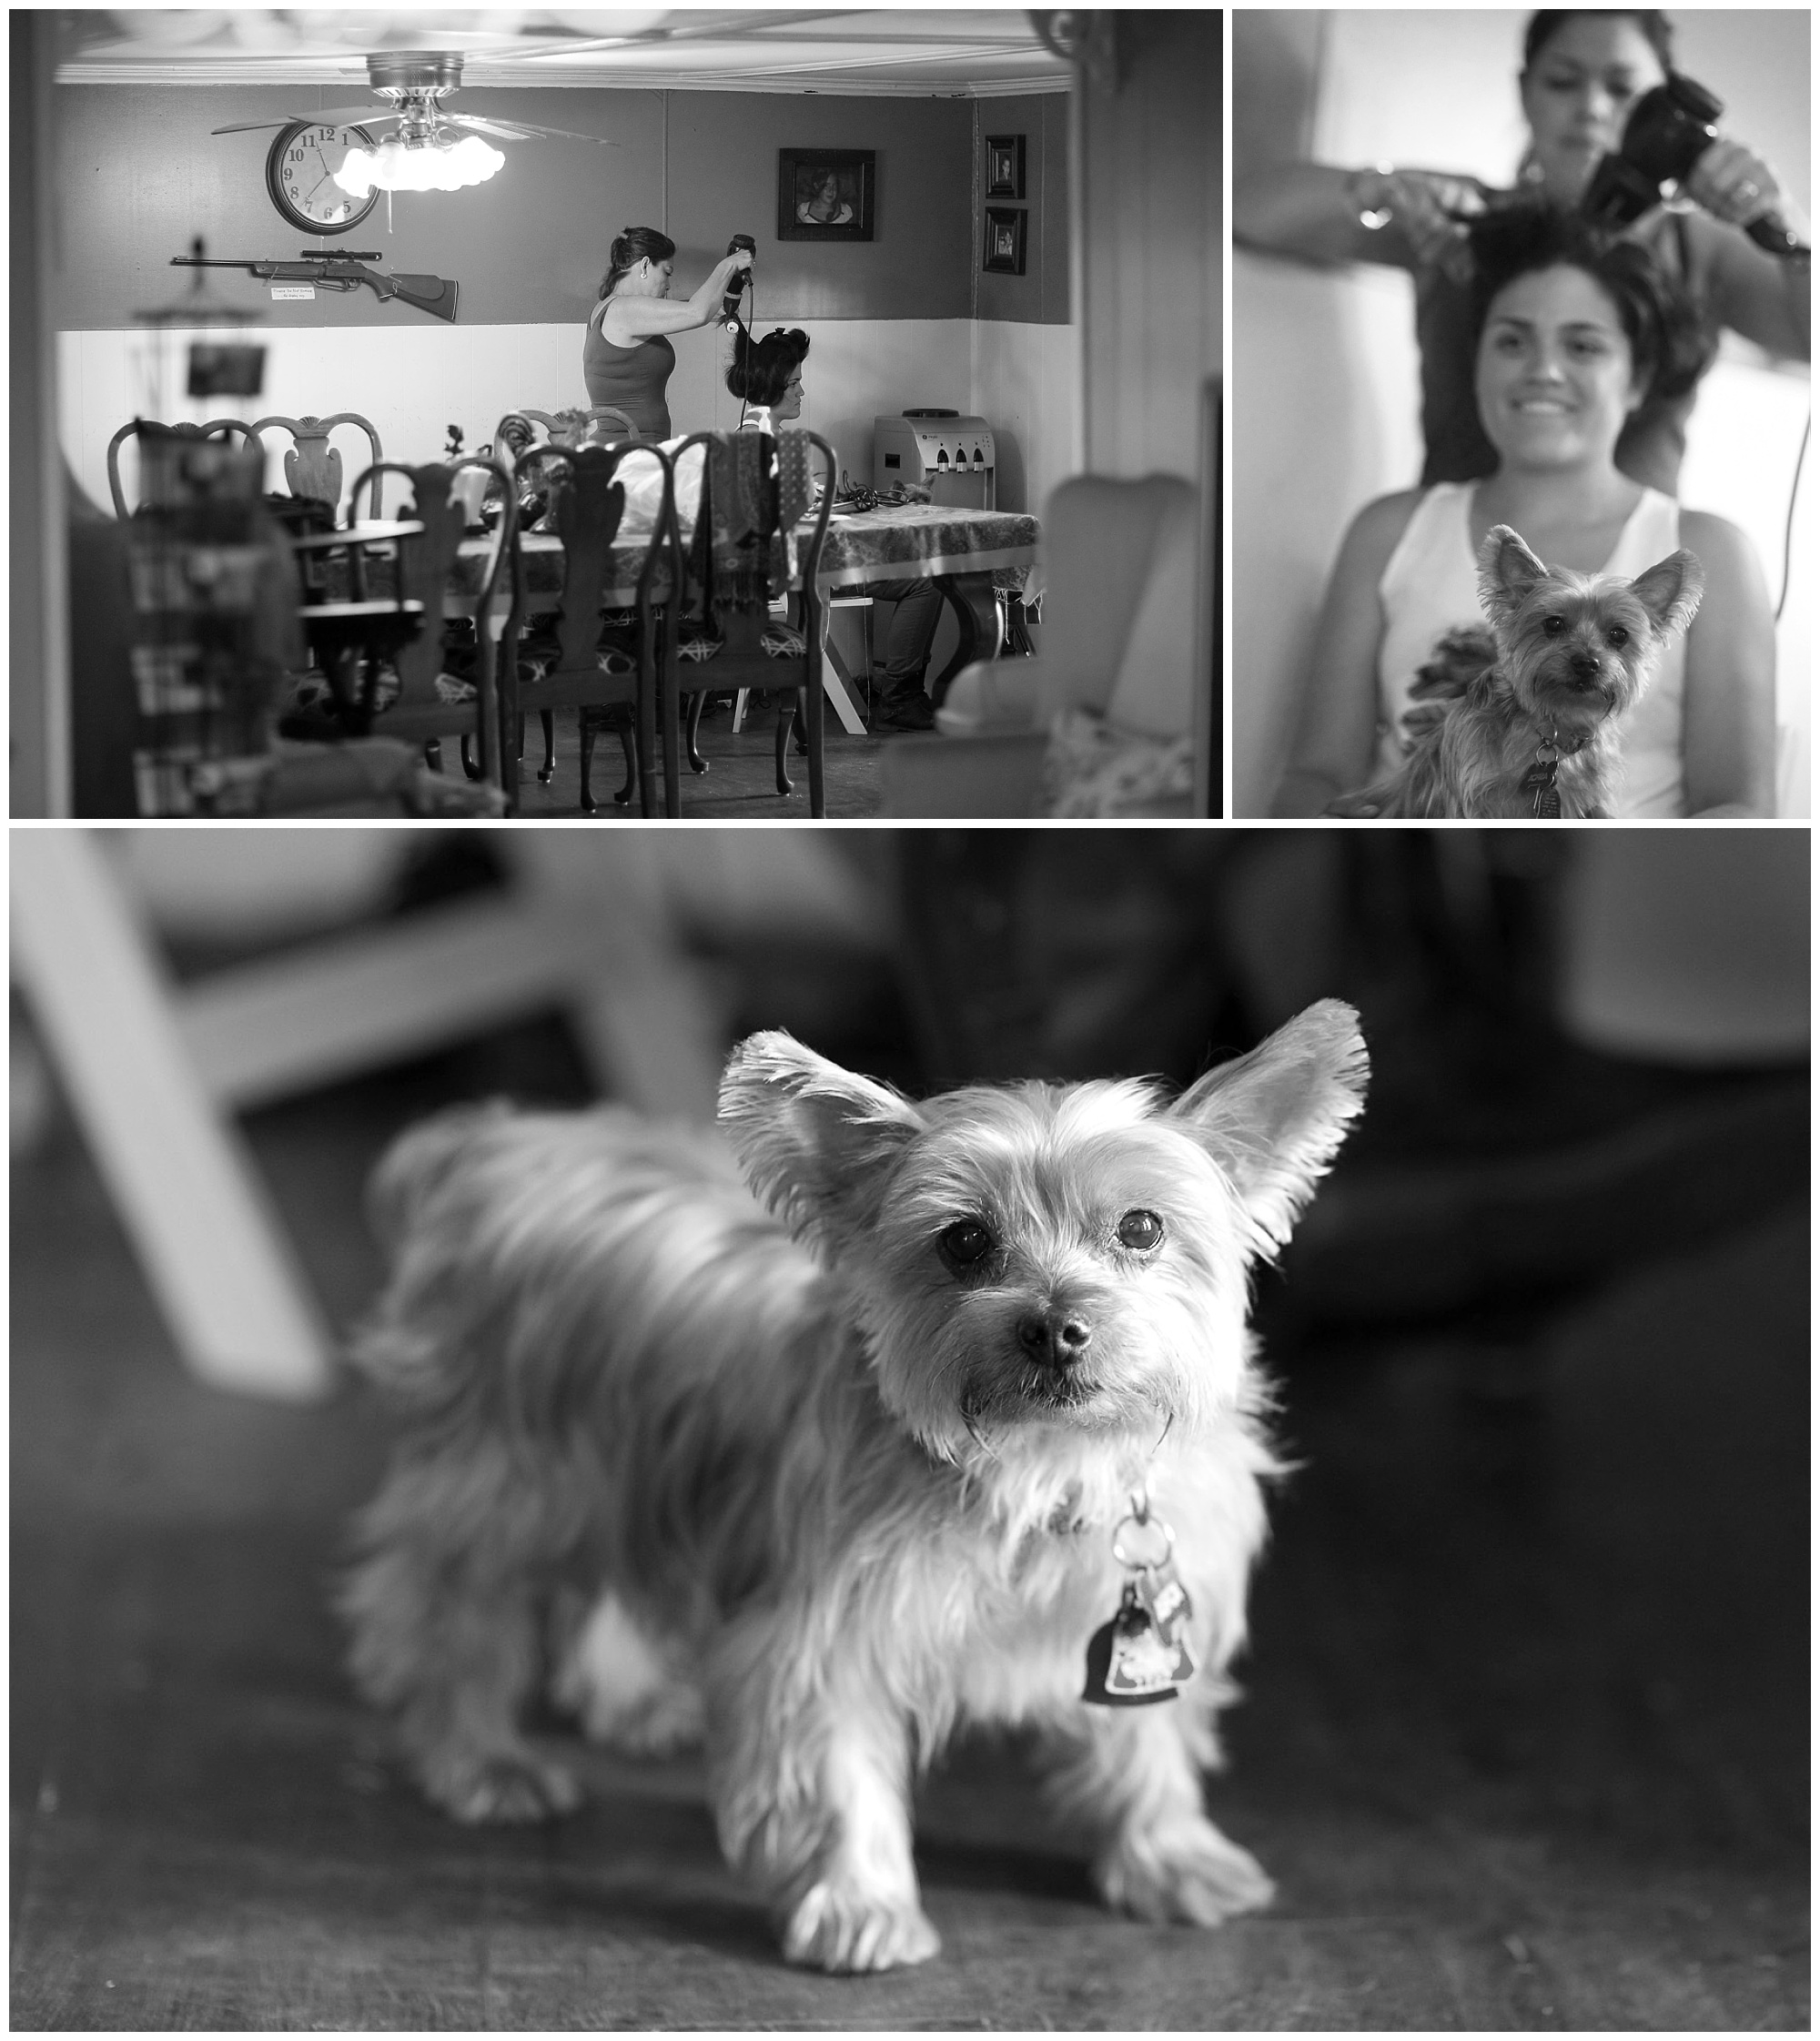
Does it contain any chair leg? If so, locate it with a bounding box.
[538,712,556,785]
[612,715,638,809]
[459,735,482,781]
[579,713,600,815]
[685,691,710,774]
[774,690,796,796]
[424,740,443,773]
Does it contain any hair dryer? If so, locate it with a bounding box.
[723,235,756,326]
[1582,73,1808,258]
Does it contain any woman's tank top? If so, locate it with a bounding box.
[1375,481,1688,817]
[582,302,675,437]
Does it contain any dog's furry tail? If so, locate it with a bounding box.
[1400,623,1495,742]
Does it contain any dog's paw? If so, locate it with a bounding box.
[1097,1819,1275,1927]
[782,1883,942,1974]
[427,1750,583,1824]
[582,1683,706,1758]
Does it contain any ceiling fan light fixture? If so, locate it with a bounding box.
[333,133,505,196]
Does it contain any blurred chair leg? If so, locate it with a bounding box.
[9,832,336,1401]
[506,834,728,1124]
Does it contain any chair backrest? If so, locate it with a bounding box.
[1039,473,1200,735]
[248,411,383,520]
[344,458,514,713]
[106,417,263,520]
[494,408,641,469]
[513,441,674,681]
[662,429,836,652]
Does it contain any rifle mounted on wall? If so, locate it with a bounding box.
[170,253,459,323]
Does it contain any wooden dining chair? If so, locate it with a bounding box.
[503,440,677,816]
[339,458,518,793]
[495,406,640,457]
[490,409,642,794]
[663,429,838,816]
[248,410,383,520]
[106,417,263,520]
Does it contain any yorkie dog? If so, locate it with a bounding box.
[1330,523,1704,818]
[341,1008,1368,1972]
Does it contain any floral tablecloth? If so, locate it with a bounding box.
[450,503,1040,604]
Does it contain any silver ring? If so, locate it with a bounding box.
[1112,1512,1175,1571]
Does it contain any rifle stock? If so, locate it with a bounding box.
[380,272,460,323]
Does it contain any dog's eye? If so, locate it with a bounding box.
[1117,1209,1165,1251]
[1606,624,1629,648]
[939,1220,994,1269]
[1542,614,1565,637]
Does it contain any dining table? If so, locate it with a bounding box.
[450,499,1043,762]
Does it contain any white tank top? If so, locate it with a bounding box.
[1375,482,1687,818]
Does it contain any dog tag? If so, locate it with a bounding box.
[1141,1563,1198,1667]
[1083,1582,1191,1705]
[1521,743,1562,819]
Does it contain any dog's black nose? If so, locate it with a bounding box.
[1569,651,1601,682]
[1017,1310,1092,1367]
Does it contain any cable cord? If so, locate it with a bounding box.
[1774,408,1807,623]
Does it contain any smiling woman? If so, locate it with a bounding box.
[1271,206,1776,820]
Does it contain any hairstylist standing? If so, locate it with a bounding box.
[584,227,754,439]
[1234,10,1809,494]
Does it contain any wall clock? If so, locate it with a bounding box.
[266,121,380,236]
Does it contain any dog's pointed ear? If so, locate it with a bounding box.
[1169,1001,1369,1253]
[718,1030,925,1248]
[1629,548,1704,640]
[1477,524,1550,630]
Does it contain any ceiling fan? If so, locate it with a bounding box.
[212,48,622,147]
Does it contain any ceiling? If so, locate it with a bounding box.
[54,8,1072,96]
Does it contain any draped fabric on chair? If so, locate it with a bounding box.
[504,440,676,816]
[662,428,837,815]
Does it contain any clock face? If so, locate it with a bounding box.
[266,122,380,234]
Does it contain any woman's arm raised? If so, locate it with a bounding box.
[1270,490,1421,816]
[1234,163,1488,273]
[1679,140,1810,363]
[1676,509,1778,818]
[602,251,753,342]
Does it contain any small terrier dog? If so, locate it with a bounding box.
[1330,522,1704,818]
[341,1009,1369,1972]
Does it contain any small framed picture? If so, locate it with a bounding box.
[985,133,1026,200]
[777,148,875,242]
[982,207,1027,276]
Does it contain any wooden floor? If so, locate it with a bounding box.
[505,688,890,821]
[10,1032,1808,2030]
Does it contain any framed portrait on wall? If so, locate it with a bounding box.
[985,134,1026,200]
[982,206,1027,275]
[776,148,875,241]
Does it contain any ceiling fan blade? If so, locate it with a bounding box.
[212,107,394,136]
[444,114,620,147]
